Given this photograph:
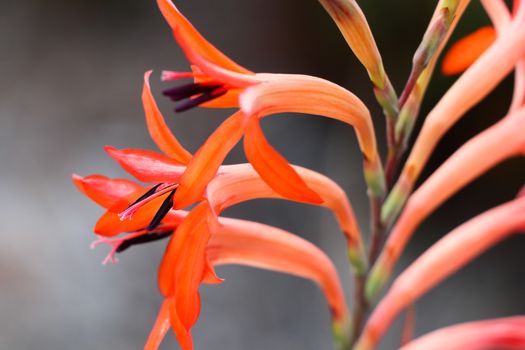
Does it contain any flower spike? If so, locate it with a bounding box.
[384,3,525,226]
[368,106,525,300]
[391,0,472,183]
[355,195,525,350]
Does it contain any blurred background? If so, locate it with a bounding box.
[1,0,524,349]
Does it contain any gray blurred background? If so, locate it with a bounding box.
[1,0,524,349]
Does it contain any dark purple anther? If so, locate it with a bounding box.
[116,231,174,253]
[147,189,176,231]
[175,88,227,113]
[163,83,223,102]
[127,183,162,209]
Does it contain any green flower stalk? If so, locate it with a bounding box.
[385,0,471,186]
[383,0,525,227]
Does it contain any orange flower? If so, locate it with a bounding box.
[75,62,364,348]
[73,175,349,350]
[155,0,385,208]
[106,147,366,269]
[96,68,366,273]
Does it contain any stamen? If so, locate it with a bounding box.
[116,230,174,253]
[175,87,228,113]
[163,82,223,101]
[119,183,178,221]
[161,70,195,81]
[162,81,228,113]
[127,183,162,208]
[147,189,176,231]
[90,228,174,264]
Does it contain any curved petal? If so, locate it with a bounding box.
[402,317,525,350]
[173,111,247,209]
[143,71,192,163]
[158,202,213,332]
[240,74,377,161]
[145,299,171,350]
[243,117,323,204]
[373,106,525,298]
[367,108,525,297]
[442,26,497,75]
[105,146,186,183]
[389,3,525,214]
[156,0,251,75]
[206,163,366,273]
[209,216,349,323]
[357,196,525,350]
[72,174,141,209]
[168,297,194,350]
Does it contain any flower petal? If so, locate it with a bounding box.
[201,257,224,285]
[95,195,168,237]
[442,26,497,75]
[156,0,251,74]
[402,317,525,350]
[358,196,525,349]
[243,118,323,204]
[206,163,366,272]
[105,146,186,183]
[173,111,247,209]
[143,70,192,163]
[144,299,171,350]
[209,216,349,322]
[375,107,525,298]
[168,297,194,350]
[158,202,212,331]
[390,5,525,216]
[240,74,377,162]
[72,174,142,209]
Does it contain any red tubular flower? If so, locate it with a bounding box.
[73,175,349,350]
[155,0,385,208]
